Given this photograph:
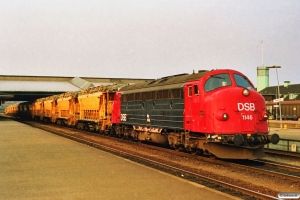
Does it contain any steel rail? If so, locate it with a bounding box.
[264,149,300,159]
[256,159,300,172]
[225,161,300,183]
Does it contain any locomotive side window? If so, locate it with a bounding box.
[194,85,199,95]
[234,74,254,89]
[171,89,182,99]
[122,88,183,102]
[121,94,126,102]
[204,73,231,92]
[188,86,192,97]
[135,93,141,101]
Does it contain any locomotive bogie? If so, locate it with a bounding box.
[112,124,169,144]
[137,131,169,144]
[75,120,102,132]
[166,132,207,153]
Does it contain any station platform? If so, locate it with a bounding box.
[0,116,239,200]
[269,119,300,129]
[268,120,300,140]
[269,127,300,141]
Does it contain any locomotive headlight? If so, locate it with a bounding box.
[222,113,229,120]
[262,112,269,120]
[242,88,250,96]
[216,113,229,121]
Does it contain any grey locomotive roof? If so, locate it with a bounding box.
[120,70,209,94]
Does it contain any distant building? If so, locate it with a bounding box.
[256,67,270,92]
[256,66,300,102]
[259,81,300,102]
[259,81,300,120]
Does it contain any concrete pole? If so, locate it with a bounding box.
[275,67,283,129]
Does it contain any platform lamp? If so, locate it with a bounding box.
[266,65,282,129]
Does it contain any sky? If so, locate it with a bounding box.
[1,0,299,87]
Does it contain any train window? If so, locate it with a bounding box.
[129,93,134,101]
[123,89,183,101]
[156,91,161,99]
[171,89,182,99]
[122,94,128,102]
[109,94,114,100]
[141,92,155,100]
[234,74,254,89]
[162,90,168,98]
[142,92,147,100]
[194,85,199,95]
[188,86,192,97]
[135,93,141,101]
[204,73,231,92]
[151,92,155,99]
[168,90,173,98]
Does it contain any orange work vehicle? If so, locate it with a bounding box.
[42,95,58,123]
[76,84,123,133]
[32,98,44,120]
[56,92,77,126]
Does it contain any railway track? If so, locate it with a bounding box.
[224,159,300,183]
[14,119,288,199]
[265,148,300,159]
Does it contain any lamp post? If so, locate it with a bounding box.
[266,65,282,129]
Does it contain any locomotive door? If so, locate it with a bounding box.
[184,84,193,131]
[184,83,202,132]
[111,92,121,123]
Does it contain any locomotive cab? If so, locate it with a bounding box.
[184,69,279,159]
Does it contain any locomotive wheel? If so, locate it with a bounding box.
[191,149,201,155]
[62,120,67,126]
[175,146,184,152]
[209,154,217,159]
[95,125,100,132]
[84,124,89,131]
[109,128,115,137]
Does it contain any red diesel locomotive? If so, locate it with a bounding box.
[111,69,279,159]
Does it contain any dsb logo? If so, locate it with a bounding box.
[238,103,255,111]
